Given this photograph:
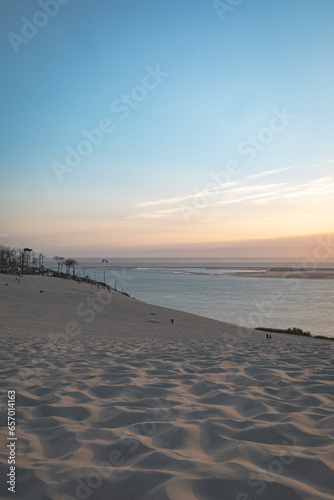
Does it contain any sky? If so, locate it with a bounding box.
[1,0,334,258]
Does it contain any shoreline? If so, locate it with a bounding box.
[222,268,334,279]
[1,272,333,342]
[66,264,334,280]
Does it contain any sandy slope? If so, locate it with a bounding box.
[0,274,333,500]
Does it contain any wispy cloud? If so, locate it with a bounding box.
[130,173,334,220]
[216,189,286,206]
[224,183,288,194]
[214,177,334,207]
[134,167,292,211]
[286,176,334,197]
[311,160,334,169]
[247,167,292,179]
[135,182,239,208]
[131,184,288,216]
[254,176,334,205]
[127,206,187,219]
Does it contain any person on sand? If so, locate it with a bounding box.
[171,318,174,324]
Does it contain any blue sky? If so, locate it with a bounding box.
[1,0,334,256]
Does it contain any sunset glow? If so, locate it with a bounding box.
[1,1,334,258]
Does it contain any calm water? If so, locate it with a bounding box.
[46,259,334,339]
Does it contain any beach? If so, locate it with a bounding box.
[0,274,333,500]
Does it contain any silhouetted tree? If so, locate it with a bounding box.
[64,258,78,276]
[54,256,65,274]
[21,248,32,274]
[38,253,45,272]
[71,259,78,276]
[32,252,38,271]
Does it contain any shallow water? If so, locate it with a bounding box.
[46,259,334,338]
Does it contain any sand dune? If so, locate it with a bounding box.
[0,274,333,499]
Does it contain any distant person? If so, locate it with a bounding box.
[171,318,174,324]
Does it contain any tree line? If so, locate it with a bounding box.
[0,245,45,274]
[0,245,78,276]
[53,256,78,275]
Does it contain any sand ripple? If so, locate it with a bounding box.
[0,335,333,500]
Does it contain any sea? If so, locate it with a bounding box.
[45,258,334,339]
